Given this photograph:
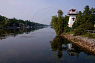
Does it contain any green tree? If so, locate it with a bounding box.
[72,11,82,29]
[19,23,23,26]
[74,28,86,36]
[0,15,44,27]
[83,5,91,15]
[64,15,69,27]
[73,5,94,30]
[90,7,95,15]
[57,10,64,35]
[50,15,58,34]
[50,10,65,35]
[0,15,7,26]
[4,19,10,26]
[50,10,69,35]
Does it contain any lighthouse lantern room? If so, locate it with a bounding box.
[68,9,78,27]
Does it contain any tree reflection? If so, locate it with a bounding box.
[0,27,44,40]
[50,36,83,58]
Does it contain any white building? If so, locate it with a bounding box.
[68,9,78,27]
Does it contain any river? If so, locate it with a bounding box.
[0,27,95,63]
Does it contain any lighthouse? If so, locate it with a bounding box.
[68,9,78,27]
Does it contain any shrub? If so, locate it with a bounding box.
[86,33,93,38]
[93,34,95,38]
[64,26,72,33]
[74,28,87,36]
[77,23,94,30]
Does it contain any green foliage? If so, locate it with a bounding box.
[50,10,69,35]
[83,5,91,15]
[93,34,95,38]
[90,7,95,15]
[82,33,95,39]
[64,15,69,27]
[72,11,82,29]
[86,33,93,38]
[74,28,87,36]
[19,23,23,26]
[78,23,94,30]
[0,15,44,27]
[64,26,72,33]
[73,5,95,31]
[4,19,10,26]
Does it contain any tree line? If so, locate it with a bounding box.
[0,15,45,28]
[50,5,95,35]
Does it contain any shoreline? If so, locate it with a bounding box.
[61,33,95,55]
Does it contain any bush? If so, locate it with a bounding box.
[93,34,95,38]
[64,26,72,33]
[77,23,94,30]
[86,33,93,38]
[74,28,87,36]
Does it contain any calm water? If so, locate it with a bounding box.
[0,27,95,63]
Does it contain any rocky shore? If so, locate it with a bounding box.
[61,33,95,55]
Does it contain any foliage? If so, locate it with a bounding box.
[0,15,44,27]
[50,10,69,35]
[72,11,82,29]
[73,5,95,30]
[74,28,87,36]
[64,15,69,27]
[81,33,95,39]
[64,26,72,33]
[83,5,91,15]
[93,34,95,38]
[86,33,93,38]
[78,23,94,30]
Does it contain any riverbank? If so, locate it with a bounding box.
[61,33,95,55]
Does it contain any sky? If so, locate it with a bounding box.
[0,0,95,25]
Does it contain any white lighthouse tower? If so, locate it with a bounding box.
[68,9,78,27]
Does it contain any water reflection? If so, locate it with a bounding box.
[0,27,44,40]
[50,36,86,58]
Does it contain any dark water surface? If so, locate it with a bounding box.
[0,27,95,63]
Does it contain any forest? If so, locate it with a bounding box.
[50,5,95,36]
[0,15,45,28]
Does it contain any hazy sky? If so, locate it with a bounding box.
[0,0,95,25]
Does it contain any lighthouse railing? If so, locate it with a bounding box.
[68,11,78,14]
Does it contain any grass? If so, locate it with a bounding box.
[81,33,95,39]
[63,30,95,39]
[63,27,95,39]
[93,34,95,38]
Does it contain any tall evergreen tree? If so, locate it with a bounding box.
[50,10,69,35]
[72,11,82,29]
[73,5,94,30]
[83,5,91,15]
[90,7,95,15]
[57,10,64,35]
